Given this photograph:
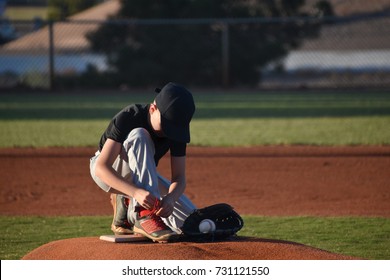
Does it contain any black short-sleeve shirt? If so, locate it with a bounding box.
[99,104,186,166]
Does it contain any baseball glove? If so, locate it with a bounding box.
[181,203,244,241]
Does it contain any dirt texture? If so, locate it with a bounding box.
[22,237,358,260]
[1,146,389,260]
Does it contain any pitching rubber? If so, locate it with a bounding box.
[99,234,149,243]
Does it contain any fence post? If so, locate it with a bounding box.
[48,20,55,91]
[221,21,230,87]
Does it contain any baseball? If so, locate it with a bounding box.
[198,219,216,233]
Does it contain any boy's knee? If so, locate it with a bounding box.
[128,128,150,140]
[125,128,154,149]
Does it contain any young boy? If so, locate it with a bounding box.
[89,82,197,242]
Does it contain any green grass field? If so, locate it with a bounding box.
[0,90,389,260]
[1,90,390,147]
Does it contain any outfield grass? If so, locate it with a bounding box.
[2,116,389,147]
[0,216,389,260]
[1,91,390,147]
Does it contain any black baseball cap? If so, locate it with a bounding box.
[155,82,195,143]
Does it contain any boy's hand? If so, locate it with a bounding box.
[133,189,157,210]
[156,195,175,218]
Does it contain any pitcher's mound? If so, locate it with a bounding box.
[22,236,359,260]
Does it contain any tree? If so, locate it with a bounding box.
[87,0,330,87]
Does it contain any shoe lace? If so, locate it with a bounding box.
[146,199,167,231]
[149,214,167,231]
[150,198,161,215]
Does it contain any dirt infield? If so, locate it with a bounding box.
[1,146,389,259]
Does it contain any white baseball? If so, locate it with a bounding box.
[198,219,216,233]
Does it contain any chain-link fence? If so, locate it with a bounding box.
[1,14,389,91]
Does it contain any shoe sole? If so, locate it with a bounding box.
[133,226,178,243]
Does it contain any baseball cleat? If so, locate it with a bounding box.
[133,200,177,243]
[111,194,134,235]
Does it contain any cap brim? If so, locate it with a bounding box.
[161,115,190,143]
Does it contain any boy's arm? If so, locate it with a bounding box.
[95,138,157,210]
[156,155,186,217]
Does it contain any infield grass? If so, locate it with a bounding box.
[0,215,389,260]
